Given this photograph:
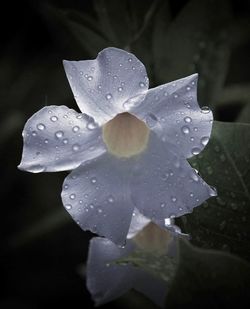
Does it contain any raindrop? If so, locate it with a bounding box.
[87,76,93,81]
[70,194,76,200]
[91,177,97,184]
[208,186,217,196]
[97,85,102,90]
[106,93,112,100]
[87,121,98,130]
[201,136,209,146]
[191,147,200,155]
[190,137,194,142]
[139,82,145,88]
[55,131,64,139]
[160,203,166,208]
[32,131,37,136]
[128,58,132,62]
[181,126,190,134]
[30,164,45,173]
[186,86,191,91]
[184,116,192,123]
[72,144,80,152]
[190,192,194,197]
[190,171,199,182]
[108,195,114,203]
[65,204,72,210]
[193,127,198,132]
[118,87,123,92]
[201,106,210,114]
[174,94,178,99]
[37,123,45,130]
[72,126,80,133]
[44,139,49,144]
[64,184,69,190]
[50,116,58,122]
[98,208,103,213]
[171,196,177,202]
[63,138,68,144]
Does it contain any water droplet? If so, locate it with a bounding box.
[208,186,217,196]
[98,208,103,213]
[72,126,80,133]
[181,126,190,134]
[44,139,49,144]
[190,137,194,142]
[139,82,145,87]
[160,203,166,208]
[146,113,158,128]
[201,106,210,114]
[63,138,68,144]
[65,204,72,210]
[184,116,192,123]
[174,94,178,99]
[171,196,177,202]
[186,86,191,91]
[201,136,209,146]
[190,171,199,182]
[108,195,114,203]
[37,123,45,130]
[55,131,64,139]
[128,58,132,62]
[191,147,201,155]
[118,87,123,92]
[32,131,37,136]
[64,184,69,190]
[70,194,76,200]
[87,121,98,130]
[91,177,97,184]
[50,116,58,122]
[87,76,93,81]
[72,144,80,152]
[106,93,112,100]
[190,192,194,197]
[30,164,45,173]
[193,127,198,132]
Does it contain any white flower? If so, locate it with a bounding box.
[19,47,216,245]
[86,210,182,307]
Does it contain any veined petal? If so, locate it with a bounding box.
[87,237,168,307]
[63,47,149,125]
[130,132,216,220]
[132,74,213,158]
[61,153,134,245]
[18,105,106,173]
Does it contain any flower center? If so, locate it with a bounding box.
[102,112,150,158]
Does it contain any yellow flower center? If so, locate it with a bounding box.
[133,222,173,254]
[102,112,150,158]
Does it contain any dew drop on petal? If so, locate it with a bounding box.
[55,131,64,139]
[201,106,210,114]
[106,93,112,100]
[37,123,45,130]
[65,204,72,210]
[139,82,145,88]
[181,126,190,134]
[118,87,123,92]
[72,126,80,133]
[108,195,114,203]
[50,116,58,122]
[201,136,209,146]
[87,76,93,81]
[30,164,45,173]
[32,131,37,136]
[184,116,192,123]
[69,194,76,200]
[72,144,80,152]
[87,121,98,130]
[91,177,97,184]
[191,147,201,155]
[63,138,68,144]
[171,196,177,202]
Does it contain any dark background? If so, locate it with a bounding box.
[1,0,250,308]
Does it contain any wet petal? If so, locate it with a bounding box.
[63,47,149,125]
[130,132,216,220]
[18,106,106,172]
[61,154,134,245]
[86,237,135,305]
[132,74,213,158]
[87,237,168,307]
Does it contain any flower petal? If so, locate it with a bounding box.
[61,153,134,245]
[63,47,149,125]
[87,237,168,307]
[86,237,135,306]
[130,132,216,220]
[18,105,106,172]
[132,74,213,158]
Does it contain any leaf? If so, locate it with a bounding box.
[153,0,232,106]
[178,121,250,261]
[165,240,250,308]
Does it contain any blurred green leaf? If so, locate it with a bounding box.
[117,249,176,283]
[153,0,232,106]
[165,240,250,308]
[178,121,250,261]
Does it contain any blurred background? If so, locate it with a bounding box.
[1,0,250,308]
